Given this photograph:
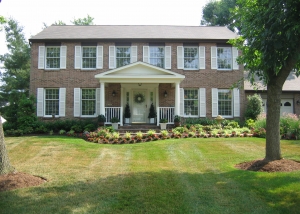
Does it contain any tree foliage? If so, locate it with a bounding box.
[0,18,30,97]
[71,14,94,25]
[231,0,300,161]
[201,0,236,31]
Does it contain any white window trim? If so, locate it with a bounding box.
[81,46,97,70]
[37,88,66,118]
[42,46,67,70]
[74,88,99,118]
[216,47,233,71]
[218,89,233,118]
[183,46,199,70]
[183,88,199,117]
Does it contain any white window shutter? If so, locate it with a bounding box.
[180,88,184,116]
[233,88,240,117]
[60,46,67,69]
[211,46,217,69]
[59,88,66,117]
[212,88,218,117]
[75,46,81,69]
[96,88,100,115]
[109,46,116,69]
[74,88,80,117]
[199,88,206,117]
[165,46,171,69]
[131,46,137,63]
[199,46,205,69]
[143,46,149,63]
[38,46,45,69]
[37,88,44,117]
[177,46,184,69]
[232,47,239,70]
[96,46,103,69]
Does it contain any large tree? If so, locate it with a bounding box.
[71,14,94,25]
[231,0,300,161]
[201,0,236,31]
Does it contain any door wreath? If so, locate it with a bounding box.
[134,93,145,103]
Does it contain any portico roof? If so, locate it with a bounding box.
[94,61,185,83]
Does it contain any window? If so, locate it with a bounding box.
[218,89,232,116]
[116,47,131,68]
[82,47,96,69]
[184,89,198,116]
[149,47,164,68]
[46,47,60,69]
[217,47,232,70]
[45,89,59,116]
[81,89,96,116]
[38,46,66,70]
[184,47,198,69]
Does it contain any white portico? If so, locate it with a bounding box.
[95,62,185,125]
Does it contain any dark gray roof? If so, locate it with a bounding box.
[30,25,238,41]
[244,72,300,91]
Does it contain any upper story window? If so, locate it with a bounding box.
[109,46,137,69]
[217,47,232,70]
[116,47,131,68]
[75,46,103,70]
[143,46,171,69]
[38,46,67,70]
[149,47,164,68]
[82,47,97,69]
[46,47,60,69]
[177,46,205,70]
[211,46,238,70]
[184,47,198,69]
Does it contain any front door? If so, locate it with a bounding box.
[132,90,147,123]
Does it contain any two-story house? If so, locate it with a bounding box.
[29,25,244,125]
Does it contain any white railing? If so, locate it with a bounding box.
[157,107,175,125]
[105,107,123,126]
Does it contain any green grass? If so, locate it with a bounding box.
[1,136,300,213]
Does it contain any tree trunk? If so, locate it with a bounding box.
[265,82,282,161]
[0,117,15,175]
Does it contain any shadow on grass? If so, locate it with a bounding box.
[1,169,300,214]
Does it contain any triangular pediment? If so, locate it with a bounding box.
[95,62,185,83]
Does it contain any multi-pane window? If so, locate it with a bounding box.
[184,47,198,69]
[218,89,232,116]
[82,47,96,68]
[81,89,96,116]
[184,89,198,116]
[46,47,60,68]
[150,47,164,68]
[217,47,232,70]
[45,89,59,116]
[116,47,131,68]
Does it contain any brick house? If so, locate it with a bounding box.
[29,25,245,125]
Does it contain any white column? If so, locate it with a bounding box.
[175,82,180,115]
[100,82,105,115]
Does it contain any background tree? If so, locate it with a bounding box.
[71,14,94,25]
[0,18,30,113]
[201,0,236,31]
[231,0,300,161]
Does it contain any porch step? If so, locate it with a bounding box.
[117,123,172,133]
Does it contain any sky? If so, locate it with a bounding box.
[0,0,208,55]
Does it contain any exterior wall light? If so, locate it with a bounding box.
[164,91,168,97]
[112,90,116,97]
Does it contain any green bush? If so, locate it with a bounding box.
[245,94,263,120]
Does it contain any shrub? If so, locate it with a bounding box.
[71,124,83,133]
[245,94,263,120]
[84,124,96,132]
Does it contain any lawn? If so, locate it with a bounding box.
[1,136,300,214]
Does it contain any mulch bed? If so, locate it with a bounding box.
[0,172,47,192]
[235,159,300,172]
